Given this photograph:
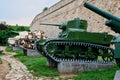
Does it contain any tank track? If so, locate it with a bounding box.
[43,40,114,64]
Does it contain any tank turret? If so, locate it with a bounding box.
[40,18,87,38]
[41,18,87,30]
[84,2,120,67]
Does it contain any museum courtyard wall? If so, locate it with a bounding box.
[30,0,120,38]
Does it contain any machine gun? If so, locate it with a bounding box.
[84,2,120,67]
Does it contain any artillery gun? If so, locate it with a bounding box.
[84,2,120,67]
[36,18,114,64]
[18,38,35,49]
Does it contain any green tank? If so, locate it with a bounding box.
[84,2,120,67]
[36,18,114,63]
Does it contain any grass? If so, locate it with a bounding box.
[0,59,2,64]
[13,49,119,79]
[18,56,59,77]
[15,50,59,77]
[5,46,24,57]
[14,50,24,57]
[5,46,14,52]
[0,51,3,64]
[17,55,119,80]
[73,64,119,80]
[0,51,3,56]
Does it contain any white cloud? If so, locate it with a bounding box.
[6,16,34,26]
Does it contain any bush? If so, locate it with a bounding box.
[8,25,30,31]
[0,51,3,64]
[0,24,18,45]
[0,24,7,30]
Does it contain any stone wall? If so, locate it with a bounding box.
[30,0,120,38]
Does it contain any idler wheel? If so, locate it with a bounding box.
[101,50,113,62]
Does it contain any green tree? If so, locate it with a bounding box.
[43,7,48,12]
[0,24,18,45]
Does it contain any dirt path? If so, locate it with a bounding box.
[1,54,35,80]
[0,60,9,80]
[0,46,75,80]
[1,54,74,80]
[0,46,36,80]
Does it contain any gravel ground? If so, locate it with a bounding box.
[0,46,74,80]
[0,60,9,80]
[0,46,35,80]
[1,54,34,80]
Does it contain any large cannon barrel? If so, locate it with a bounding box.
[84,2,120,22]
[84,2,120,33]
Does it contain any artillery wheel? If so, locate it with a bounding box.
[115,58,120,68]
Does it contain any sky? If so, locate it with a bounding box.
[0,0,60,26]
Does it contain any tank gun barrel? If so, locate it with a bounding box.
[40,22,67,30]
[84,2,120,33]
[40,23,61,26]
